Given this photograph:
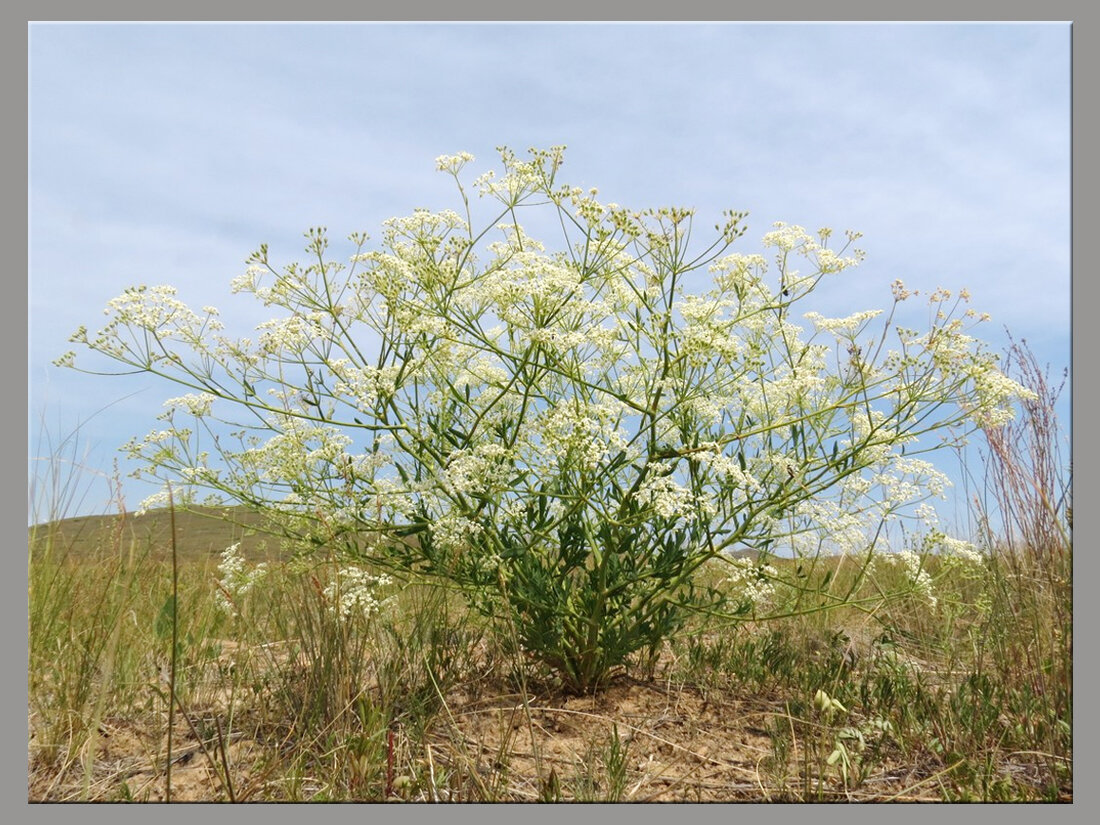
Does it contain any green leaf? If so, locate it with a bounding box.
[154,595,177,640]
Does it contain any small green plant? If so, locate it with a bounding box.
[810,687,885,795]
[567,723,631,802]
[58,146,1031,692]
[602,723,631,801]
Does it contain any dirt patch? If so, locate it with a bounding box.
[436,678,779,801]
[27,675,847,802]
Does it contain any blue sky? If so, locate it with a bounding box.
[28,22,1070,525]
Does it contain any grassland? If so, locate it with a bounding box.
[27,504,1070,802]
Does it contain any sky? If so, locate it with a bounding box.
[28,22,1071,528]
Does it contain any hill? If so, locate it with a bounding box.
[28,506,283,562]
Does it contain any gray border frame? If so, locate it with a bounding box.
[10,2,1092,822]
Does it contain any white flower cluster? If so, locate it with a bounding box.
[940,535,983,563]
[229,265,265,295]
[215,542,268,616]
[105,285,220,337]
[323,566,392,620]
[891,457,949,499]
[329,359,402,412]
[534,400,629,472]
[967,367,1036,428]
[381,208,469,249]
[440,444,513,499]
[431,514,483,553]
[846,409,895,465]
[760,223,865,269]
[892,549,937,610]
[895,311,1035,430]
[160,392,216,418]
[803,309,883,336]
[458,247,584,328]
[787,497,876,556]
[134,485,196,516]
[59,284,221,365]
[922,530,984,564]
[357,476,418,525]
[724,557,779,610]
[238,415,353,485]
[689,443,762,495]
[634,465,697,520]
[762,222,817,254]
[813,246,863,274]
[473,146,561,203]
[675,295,745,365]
[354,249,415,301]
[255,313,325,356]
[435,152,475,173]
[709,253,769,295]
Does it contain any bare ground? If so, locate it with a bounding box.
[29,661,957,803]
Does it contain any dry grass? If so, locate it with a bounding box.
[27,531,1070,802]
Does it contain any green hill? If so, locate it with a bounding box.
[28,506,284,562]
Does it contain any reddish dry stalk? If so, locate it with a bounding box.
[978,336,1070,573]
[385,726,395,798]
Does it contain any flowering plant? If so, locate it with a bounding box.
[59,147,1028,691]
